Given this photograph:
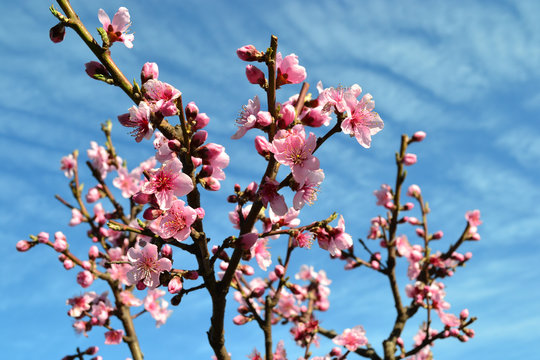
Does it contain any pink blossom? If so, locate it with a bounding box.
[77,270,94,288]
[332,325,368,351]
[466,210,482,228]
[63,259,75,270]
[231,96,260,139]
[86,187,101,203]
[143,79,181,117]
[273,340,287,360]
[108,262,131,286]
[293,169,324,210]
[126,243,172,288]
[119,290,142,307]
[112,167,141,198]
[293,231,313,248]
[54,232,68,252]
[141,158,194,210]
[98,7,134,48]
[250,238,272,271]
[117,102,153,142]
[37,231,50,243]
[60,154,77,178]
[276,53,307,87]
[271,125,320,185]
[151,199,197,241]
[316,215,353,256]
[438,311,460,327]
[104,329,124,345]
[259,177,288,216]
[69,208,85,226]
[85,61,110,79]
[67,292,96,318]
[93,203,107,226]
[341,92,384,148]
[91,300,112,325]
[277,103,296,129]
[87,141,113,180]
[144,289,172,327]
[412,131,427,142]
[254,135,272,157]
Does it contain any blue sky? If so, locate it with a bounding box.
[1,0,539,359]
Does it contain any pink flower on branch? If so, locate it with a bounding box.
[276,53,307,88]
[126,243,172,289]
[316,215,353,256]
[60,154,77,178]
[98,7,134,48]
[332,325,368,351]
[104,329,124,345]
[341,92,384,148]
[271,125,320,186]
[151,199,197,241]
[117,102,153,142]
[143,79,181,117]
[141,158,194,210]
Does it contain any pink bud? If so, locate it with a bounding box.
[63,259,75,270]
[432,231,444,240]
[167,140,182,152]
[416,228,425,237]
[403,202,415,210]
[471,233,481,241]
[254,136,272,157]
[141,62,159,83]
[193,113,210,131]
[54,238,68,252]
[278,104,296,128]
[459,335,469,342]
[460,309,469,319]
[37,232,50,243]
[256,111,273,127]
[85,346,99,355]
[86,187,101,203]
[245,65,265,86]
[49,22,66,43]
[464,328,475,338]
[77,270,94,288]
[236,45,261,61]
[402,153,417,166]
[191,156,203,168]
[201,176,221,191]
[396,337,404,347]
[274,264,285,278]
[219,261,229,271]
[251,286,265,298]
[407,184,421,197]
[194,207,205,220]
[407,217,420,225]
[412,131,426,142]
[168,276,183,294]
[143,207,162,220]
[191,130,208,148]
[161,244,173,258]
[82,261,91,270]
[232,315,249,325]
[370,260,380,270]
[330,347,342,357]
[84,61,110,79]
[242,265,255,276]
[268,271,278,282]
[465,252,473,260]
[88,245,99,259]
[384,201,396,210]
[185,101,199,121]
[16,240,31,252]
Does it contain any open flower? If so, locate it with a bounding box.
[126,243,172,288]
[98,7,134,48]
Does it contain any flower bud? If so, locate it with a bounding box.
[168,276,183,294]
[407,184,421,197]
[77,270,94,288]
[245,65,265,86]
[37,231,50,243]
[460,309,469,319]
[184,270,199,280]
[63,259,75,270]
[84,61,110,79]
[198,165,214,178]
[185,101,199,121]
[54,238,68,252]
[330,347,342,357]
[86,187,101,203]
[16,240,31,252]
[136,280,147,291]
[195,207,205,220]
[161,244,173,258]
[432,230,444,240]
[85,346,99,355]
[191,130,208,149]
[49,22,66,43]
[254,136,272,157]
[232,315,249,325]
[236,45,261,61]
[141,62,159,83]
[412,131,427,142]
[274,264,285,278]
[241,265,255,276]
[256,111,272,127]
[88,245,99,259]
[193,113,210,131]
[402,153,417,166]
[278,104,296,129]
[143,207,162,220]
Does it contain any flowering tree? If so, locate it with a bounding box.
[17,2,481,360]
